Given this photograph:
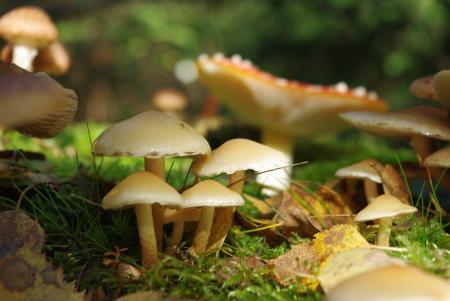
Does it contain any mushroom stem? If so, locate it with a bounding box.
[190,206,215,255]
[134,204,158,268]
[376,216,392,247]
[144,157,165,252]
[165,220,184,255]
[163,208,201,224]
[12,44,38,72]
[257,129,293,195]
[363,179,378,203]
[205,170,245,252]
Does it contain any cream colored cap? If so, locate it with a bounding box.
[335,159,381,183]
[33,41,70,75]
[433,70,450,115]
[424,146,450,168]
[409,75,437,100]
[0,63,78,138]
[340,106,450,141]
[192,138,290,176]
[181,180,244,207]
[102,171,183,209]
[0,6,58,48]
[354,194,417,222]
[92,110,211,158]
[152,88,187,112]
[197,53,387,137]
[326,264,450,301]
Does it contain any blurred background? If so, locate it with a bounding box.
[1,0,449,123]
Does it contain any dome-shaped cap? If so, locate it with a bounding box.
[424,146,450,168]
[326,264,450,301]
[152,88,187,112]
[432,70,450,115]
[0,62,78,138]
[192,138,290,176]
[92,110,211,158]
[335,159,381,183]
[102,171,183,209]
[354,194,417,222]
[196,53,387,136]
[0,6,58,48]
[340,106,450,141]
[409,75,438,100]
[181,180,244,208]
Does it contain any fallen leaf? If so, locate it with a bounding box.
[234,211,287,246]
[216,256,265,283]
[0,210,83,301]
[317,248,406,293]
[370,162,410,205]
[268,242,318,286]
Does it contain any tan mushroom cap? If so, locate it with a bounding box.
[196,53,387,136]
[433,70,450,114]
[335,159,381,183]
[326,264,450,301]
[409,75,438,100]
[102,171,183,210]
[354,194,417,222]
[92,110,211,158]
[152,88,187,112]
[340,106,450,141]
[192,138,290,176]
[0,62,78,138]
[0,6,58,48]
[182,180,244,207]
[424,146,450,168]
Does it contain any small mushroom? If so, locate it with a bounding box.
[354,194,417,246]
[432,70,450,117]
[102,171,183,267]
[409,75,438,100]
[192,138,290,251]
[335,159,382,203]
[181,180,244,255]
[0,62,77,138]
[93,110,210,252]
[196,53,387,195]
[151,88,187,120]
[326,264,450,301]
[0,6,58,71]
[425,146,450,168]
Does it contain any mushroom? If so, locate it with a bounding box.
[151,88,187,120]
[196,53,387,195]
[0,6,58,71]
[432,70,450,117]
[181,180,244,255]
[335,159,382,203]
[326,264,450,301]
[354,194,417,246]
[102,171,183,267]
[192,138,290,251]
[425,146,450,168]
[92,110,210,252]
[409,75,438,100]
[0,62,78,138]
[1,41,71,75]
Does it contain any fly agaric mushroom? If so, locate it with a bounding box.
[181,180,244,255]
[102,171,183,267]
[93,110,210,252]
[335,159,382,203]
[326,264,450,301]
[354,194,417,246]
[196,53,387,195]
[0,6,58,71]
[1,41,71,75]
[409,75,438,100]
[0,62,77,138]
[192,138,290,251]
[432,70,450,117]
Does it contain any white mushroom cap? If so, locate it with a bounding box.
[0,62,78,138]
[92,110,211,158]
[102,171,183,209]
[424,146,450,168]
[192,138,290,176]
[433,70,450,115]
[354,194,417,222]
[340,106,450,141]
[181,180,244,207]
[326,264,450,301]
[335,159,381,183]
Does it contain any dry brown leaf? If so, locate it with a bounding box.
[234,211,287,246]
[0,210,83,301]
[116,291,192,301]
[317,248,406,293]
[268,242,318,286]
[370,162,410,205]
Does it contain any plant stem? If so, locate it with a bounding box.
[165,220,184,255]
[12,44,38,72]
[377,217,392,247]
[363,179,378,203]
[135,204,158,268]
[190,206,215,255]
